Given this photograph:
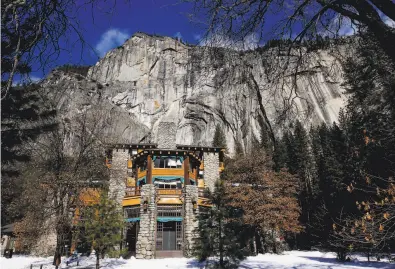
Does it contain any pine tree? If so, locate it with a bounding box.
[212,124,227,150]
[283,131,297,174]
[77,193,124,269]
[1,84,56,225]
[272,136,287,172]
[292,121,316,249]
[194,180,248,268]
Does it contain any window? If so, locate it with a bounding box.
[157,205,182,217]
[154,156,183,169]
[155,180,181,189]
[124,206,140,219]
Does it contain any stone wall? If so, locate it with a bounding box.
[203,152,219,192]
[183,185,199,257]
[136,184,156,259]
[109,149,129,205]
[157,122,177,149]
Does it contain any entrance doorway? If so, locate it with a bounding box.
[125,222,139,254]
[156,221,183,257]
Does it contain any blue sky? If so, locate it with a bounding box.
[28,1,203,80]
[24,1,394,82]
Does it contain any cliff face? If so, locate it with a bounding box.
[46,33,349,154]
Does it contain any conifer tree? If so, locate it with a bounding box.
[292,121,317,248]
[1,84,56,225]
[273,136,287,172]
[194,180,248,268]
[77,193,124,269]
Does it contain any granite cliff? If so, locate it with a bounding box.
[43,32,349,154]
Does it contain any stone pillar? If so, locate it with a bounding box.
[136,184,156,259]
[203,152,220,192]
[109,149,129,205]
[183,185,199,257]
[157,122,177,149]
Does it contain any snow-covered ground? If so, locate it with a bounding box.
[1,251,394,269]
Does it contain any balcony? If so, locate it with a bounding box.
[152,168,184,177]
[157,189,182,196]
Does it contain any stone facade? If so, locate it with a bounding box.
[183,185,199,257]
[203,152,220,192]
[136,184,157,259]
[157,122,177,149]
[109,150,129,204]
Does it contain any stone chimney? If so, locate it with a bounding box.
[157,121,177,149]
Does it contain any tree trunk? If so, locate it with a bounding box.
[53,233,62,268]
[219,216,224,268]
[96,253,100,269]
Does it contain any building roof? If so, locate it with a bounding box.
[176,145,225,152]
[107,143,158,150]
[132,149,202,163]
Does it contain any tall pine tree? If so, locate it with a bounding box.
[194,180,249,268]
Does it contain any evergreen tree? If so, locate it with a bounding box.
[194,180,248,268]
[283,131,297,174]
[78,193,124,269]
[292,121,316,249]
[212,124,227,150]
[1,84,56,225]
[272,136,287,172]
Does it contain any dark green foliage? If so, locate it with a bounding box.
[279,33,395,255]
[272,137,287,172]
[194,180,249,268]
[77,193,124,269]
[212,124,227,150]
[1,84,56,225]
[56,64,91,76]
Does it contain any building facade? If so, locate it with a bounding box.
[106,142,224,258]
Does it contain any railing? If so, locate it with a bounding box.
[198,187,209,198]
[157,189,182,196]
[125,189,141,197]
[152,168,184,177]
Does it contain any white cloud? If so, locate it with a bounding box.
[30,75,41,82]
[95,29,130,57]
[193,34,202,41]
[383,16,395,28]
